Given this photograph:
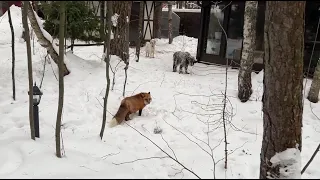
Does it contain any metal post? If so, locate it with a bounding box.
[33,105,40,138]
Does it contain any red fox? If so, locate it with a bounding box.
[109,92,152,127]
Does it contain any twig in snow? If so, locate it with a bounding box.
[215,141,248,165]
[169,167,185,178]
[124,121,201,179]
[80,165,99,172]
[95,97,114,116]
[301,143,320,174]
[112,156,169,165]
[160,133,178,160]
[101,152,120,160]
[160,73,166,87]
[162,116,218,179]
[131,80,158,95]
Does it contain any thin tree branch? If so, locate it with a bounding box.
[124,122,201,179]
[301,143,320,174]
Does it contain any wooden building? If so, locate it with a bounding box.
[196,1,320,76]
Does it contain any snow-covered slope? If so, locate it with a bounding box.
[0,6,319,179]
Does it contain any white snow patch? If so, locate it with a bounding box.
[0,6,320,179]
[269,147,301,179]
[111,13,120,27]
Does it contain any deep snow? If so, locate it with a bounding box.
[0,6,320,179]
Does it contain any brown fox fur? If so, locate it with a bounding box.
[109,92,152,127]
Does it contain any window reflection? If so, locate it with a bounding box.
[206,5,225,55]
[225,2,245,60]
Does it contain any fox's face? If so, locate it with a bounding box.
[141,92,152,105]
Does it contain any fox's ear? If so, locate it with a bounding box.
[148,92,150,94]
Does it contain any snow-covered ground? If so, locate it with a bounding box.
[1,6,320,179]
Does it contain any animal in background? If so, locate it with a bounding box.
[109,92,152,128]
[173,51,197,74]
[145,39,156,58]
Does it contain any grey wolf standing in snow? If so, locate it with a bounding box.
[173,51,196,74]
[145,39,156,58]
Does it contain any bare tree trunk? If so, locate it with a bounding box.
[21,4,26,41]
[55,1,66,158]
[154,2,163,38]
[100,1,106,52]
[110,1,132,61]
[7,2,16,101]
[123,2,131,97]
[135,1,144,62]
[237,1,258,103]
[100,1,112,140]
[168,1,173,44]
[26,2,70,76]
[70,38,75,52]
[177,1,182,9]
[22,1,35,140]
[307,61,320,103]
[260,1,305,179]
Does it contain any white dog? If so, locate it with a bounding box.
[145,39,156,58]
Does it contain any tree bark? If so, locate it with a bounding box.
[110,1,132,61]
[100,1,106,52]
[7,2,16,101]
[26,2,70,76]
[307,61,320,103]
[260,1,305,179]
[122,2,131,97]
[55,1,66,158]
[100,0,112,140]
[22,1,36,140]
[237,1,258,103]
[135,1,144,62]
[168,1,173,44]
[154,2,163,38]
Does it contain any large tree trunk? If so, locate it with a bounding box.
[7,2,16,101]
[110,1,132,61]
[22,1,35,140]
[26,2,70,76]
[307,61,320,103]
[154,2,163,38]
[135,1,144,62]
[100,0,112,140]
[55,1,66,158]
[237,1,258,103]
[100,1,106,52]
[168,1,173,44]
[259,1,305,179]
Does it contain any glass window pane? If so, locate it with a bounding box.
[206,5,225,55]
[225,2,245,61]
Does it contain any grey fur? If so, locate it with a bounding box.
[173,51,196,74]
